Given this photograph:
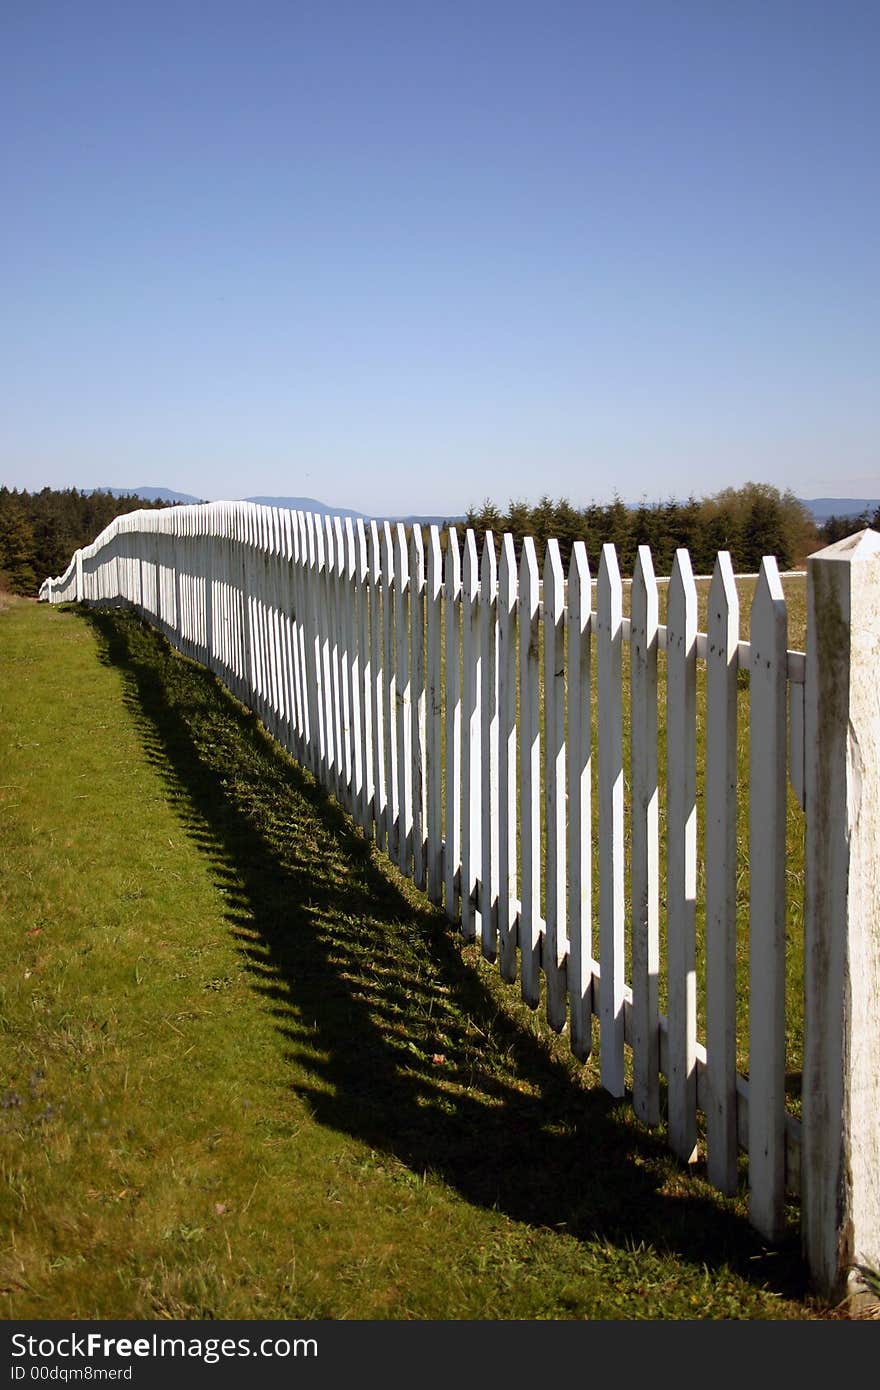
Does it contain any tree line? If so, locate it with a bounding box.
[2,482,878,597]
[462,483,878,575]
[0,488,173,596]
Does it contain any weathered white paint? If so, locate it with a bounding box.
[630,545,660,1126]
[395,523,413,877]
[519,537,541,1010]
[410,526,427,891]
[344,517,361,818]
[356,519,372,832]
[460,530,481,942]
[425,527,443,904]
[566,542,592,1060]
[748,557,788,1242]
[369,520,386,847]
[382,521,398,859]
[705,551,740,1195]
[444,527,462,920]
[598,543,625,1096]
[497,534,519,984]
[479,532,499,962]
[666,548,698,1164]
[802,529,880,1299]
[543,539,568,1033]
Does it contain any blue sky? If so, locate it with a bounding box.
[2,0,877,514]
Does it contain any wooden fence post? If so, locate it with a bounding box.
[803,527,880,1301]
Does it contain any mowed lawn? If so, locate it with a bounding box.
[0,594,830,1319]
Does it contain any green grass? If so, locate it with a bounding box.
[0,596,833,1319]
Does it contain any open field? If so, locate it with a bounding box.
[0,593,834,1319]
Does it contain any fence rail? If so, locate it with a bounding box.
[40,502,880,1300]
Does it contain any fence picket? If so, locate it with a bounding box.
[344,518,361,819]
[519,537,541,1009]
[498,534,519,984]
[480,533,499,961]
[461,530,481,942]
[666,547,698,1163]
[705,551,740,1194]
[369,521,386,849]
[426,527,443,904]
[543,539,568,1032]
[748,557,788,1241]
[395,524,413,876]
[630,545,660,1124]
[336,516,353,810]
[382,521,398,859]
[444,528,462,919]
[356,519,372,833]
[567,542,592,1058]
[598,544,625,1096]
[410,527,427,892]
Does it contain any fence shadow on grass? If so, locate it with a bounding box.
[82,605,809,1305]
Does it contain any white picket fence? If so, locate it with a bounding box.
[40,502,880,1300]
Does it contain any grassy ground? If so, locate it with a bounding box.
[0,597,834,1319]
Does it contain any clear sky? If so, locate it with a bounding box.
[2,0,877,515]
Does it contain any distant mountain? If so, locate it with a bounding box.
[92,485,204,504]
[244,497,465,526]
[90,487,464,526]
[244,495,364,519]
[799,497,879,522]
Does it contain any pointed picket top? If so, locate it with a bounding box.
[751,553,786,643]
[480,531,497,599]
[809,526,880,562]
[708,550,738,644]
[355,518,369,583]
[312,511,325,570]
[668,548,697,644]
[631,545,658,649]
[427,526,443,601]
[344,516,357,580]
[446,525,462,597]
[395,521,410,594]
[568,541,591,627]
[519,533,540,603]
[463,528,479,603]
[544,537,564,620]
[382,520,395,589]
[499,533,517,608]
[410,523,426,591]
[410,523,425,593]
[598,543,622,631]
[330,514,342,577]
[369,519,382,585]
[323,513,335,571]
